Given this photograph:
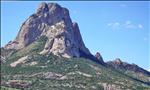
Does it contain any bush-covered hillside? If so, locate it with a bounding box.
[1,36,150,90]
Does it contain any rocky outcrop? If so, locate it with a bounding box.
[102,83,121,90]
[95,52,103,60]
[107,58,150,77]
[95,52,105,64]
[4,2,91,58]
[1,80,30,89]
[0,48,15,63]
[10,56,28,67]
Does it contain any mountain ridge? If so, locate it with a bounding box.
[1,2,150,90]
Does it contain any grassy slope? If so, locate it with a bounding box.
[1,36,150,90]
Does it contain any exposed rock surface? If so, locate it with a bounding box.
[102,83,121,90]
[95,52,105,64]
[4,2,91,58]
[1,80,31,89]
[10,56,28,67]
[0,48,15,63]
[107,58,150,77]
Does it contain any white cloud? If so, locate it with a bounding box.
[107,21,144,30]
[125,20,131,25]
[125,21,143,29]
[107,23,112,26]
[125,20,136,29]
[125,25,135,29]
[138,24,143,29]
[114,22,120,26]
[107,22,120,29]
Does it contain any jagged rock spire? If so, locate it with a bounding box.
[4,2,91,58]
[95,52,104,64]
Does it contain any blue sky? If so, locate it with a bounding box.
[1,1,149,70]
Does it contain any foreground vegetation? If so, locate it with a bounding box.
[1,36,150,90]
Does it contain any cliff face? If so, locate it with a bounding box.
[4,2,91,58]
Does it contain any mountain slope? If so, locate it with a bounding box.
[1,2,150,90]
[1,57,150,90]
[1,35,150,90]
[107,58,150,85]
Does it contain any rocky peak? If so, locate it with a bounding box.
[107,58,129,68]
[95,52,102,60]
[94,52,105,64]
[4,2,91,58]
[47,3,63,13]
[106,58,150,76]
[36,3,68,16]
[37,2,49,14]
[113,58,122,65]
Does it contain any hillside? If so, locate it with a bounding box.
[1,36,150,90]
[1,2,150,90]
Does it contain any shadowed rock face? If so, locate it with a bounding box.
[95,52,105,64]
[4,2,91,58]
[107,58,150,76]
[95,52,103,60]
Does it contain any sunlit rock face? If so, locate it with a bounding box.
[4,2,91,58]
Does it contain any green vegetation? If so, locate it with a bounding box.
[1,36,150,90]
[1,86,20,90]
[2,36,47,65]
[2,54,150,90]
